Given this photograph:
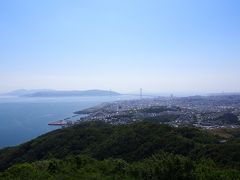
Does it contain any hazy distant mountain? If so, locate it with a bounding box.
[208,93,240,96]
[3,89,54,96]
[3,89,28,96]
[7,89,121,97]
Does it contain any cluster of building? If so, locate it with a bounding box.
[72,95,240,129]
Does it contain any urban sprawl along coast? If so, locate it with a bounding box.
[63,95,240,129]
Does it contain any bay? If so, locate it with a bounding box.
[0,95,136,148]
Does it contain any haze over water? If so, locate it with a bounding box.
[0,0,239,147]
[0,95,136,148]
[0,0,239,93]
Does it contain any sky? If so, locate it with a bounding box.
[0,0,240,94]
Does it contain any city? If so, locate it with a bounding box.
[74,95,240,129]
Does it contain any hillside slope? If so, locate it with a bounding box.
[1,121,240,179]
[1,121,240,171]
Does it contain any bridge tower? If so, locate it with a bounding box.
[140,88,143,99]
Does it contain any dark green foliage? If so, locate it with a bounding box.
[194,159,240,180]
[0,163,50,180]
[128,151,195,180]
[0,121,240,179]
[193,142,240,168]
[216,113,240,124]
[1,153,240,180]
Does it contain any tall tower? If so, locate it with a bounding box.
[140,88,143,99]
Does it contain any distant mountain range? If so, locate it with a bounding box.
[208,92,240,96]
[3,89,121,97]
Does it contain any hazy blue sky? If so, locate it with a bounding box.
[0,0,239,94]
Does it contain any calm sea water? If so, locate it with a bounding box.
[0,95,137,148]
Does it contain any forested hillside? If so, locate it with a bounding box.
[1,121,240,179]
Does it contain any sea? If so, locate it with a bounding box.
[0,95,137,148]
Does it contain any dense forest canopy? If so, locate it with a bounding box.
[1,121,240,179]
